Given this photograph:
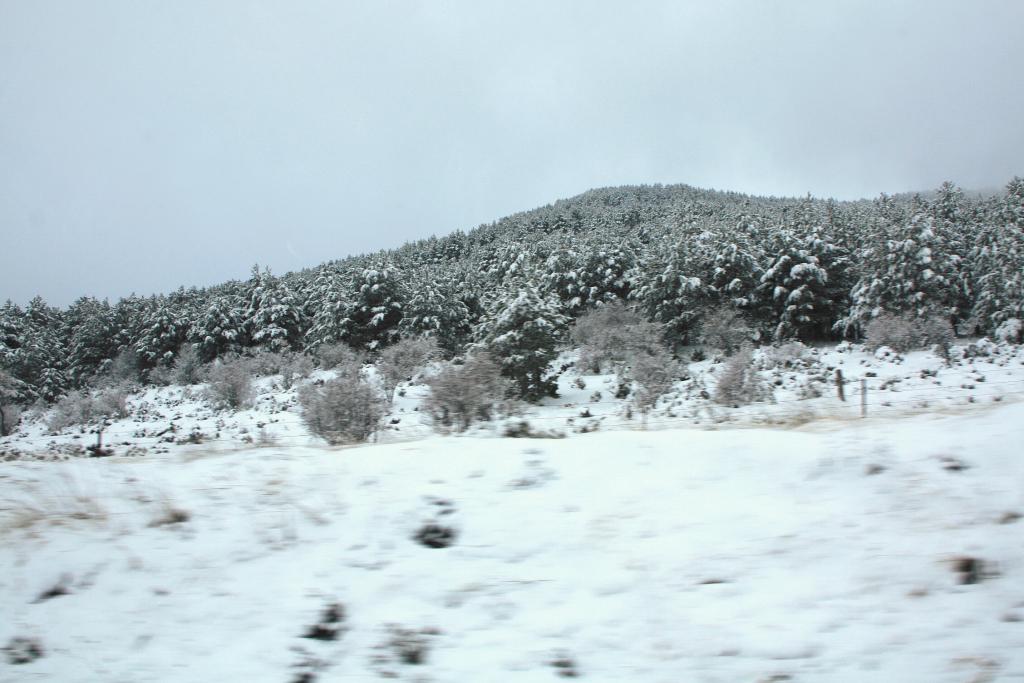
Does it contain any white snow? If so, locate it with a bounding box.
[2,342,1024,680]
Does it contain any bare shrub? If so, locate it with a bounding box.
[699,308,753,356]
[280,353,315,390]
[47,390,92,431]
[995,318,1022,344]
[0,370,21,436]
[865,312,955,356]
[93,384,130,419]
[205,357,255,410]
[378,337,439,402]
[171,344,205,385]
[4,636,44,665]
[628,347,678,425]
[104,350,144,386]
[712,346,772,406]
[245,348,290,377]
[570,301,664,373]
[299,374,385,444]
[0,404,21,437]
[424,354,511,432]
[760,341,815,369]
[46,385,130,431]
[316,343,365,370]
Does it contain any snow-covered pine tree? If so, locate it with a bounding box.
[191,284,246,362]
[632,232,712,343]
[64,297,120,386]
[399,266,472,354]
[841,198,963,336]
[243,266,305,352]
[756,211,838,341]
[342,264,406,350]
[304,265,352,351]
[475,287,568,401]
[542,239,637,313]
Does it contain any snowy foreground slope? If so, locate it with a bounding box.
[3,399,1024,681]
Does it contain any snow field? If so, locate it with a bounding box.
[2,396,1024,681]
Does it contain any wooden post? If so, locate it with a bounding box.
[860,378,867,418]
[835,369,846,402]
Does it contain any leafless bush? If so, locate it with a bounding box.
[171,344,205,385]
[205,357,256,410]
[424,354,511,432]
[628,347,678,425]
[103,350,144,386]
[378,337,439,402]
[864,312,955,356]
[280,353,315,390]
[1,404,21,437]
[244,348,290,376]
[0,370,20,436]
[760,341,815,369]
[93,384,130,419]
[995,318,1022,344]
[712,346,772,406]
[316,343,365,370]
[571,301,665,373]
[699,308,753,356]
[299,374,385,444]
[46,385,130,431]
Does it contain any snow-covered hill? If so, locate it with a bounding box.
[2,342,1024,681]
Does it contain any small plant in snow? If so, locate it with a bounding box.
[627,346,678,426]
[0,370,22,436]
[46,385,130,431]
[299,367,385,444]
[171,344,205,385]
[760,341,814,369]
[377,336,439,403]
[995,318,1022,343]
[699,308,754,357]
[205,356,256,410]
[315,342,365,370]
[280,353,315,390]
[712,345,772,406]
[423,353,511,432]
[864,311,954,357]
[571,301,664,373]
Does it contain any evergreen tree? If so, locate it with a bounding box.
[243,266,305,352]
[475,287,567,401]
[65,297,119,386]
[399,266,472,354]
[304,266,353,350]
[342,264,406,350]
[191,284,246,362]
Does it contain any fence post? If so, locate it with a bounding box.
[860,378,867,418]
[836,369,846,402]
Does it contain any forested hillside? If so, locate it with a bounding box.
[2,179,1023,403]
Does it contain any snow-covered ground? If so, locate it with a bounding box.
[2,342,1024,681]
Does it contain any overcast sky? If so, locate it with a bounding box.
[2,1,1022,307]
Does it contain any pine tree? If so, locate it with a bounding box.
[191,285,246,362]
[399,266,472,354]
[304,265,353,351]
[244,266,305,352]
[342,264,406,350]
[475,287,567,401]
[64,297,119,386]
[841,200,963,336]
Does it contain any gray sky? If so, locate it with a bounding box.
[2,1,1022,307]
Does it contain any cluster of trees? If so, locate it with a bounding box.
[2,179,1023,410]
